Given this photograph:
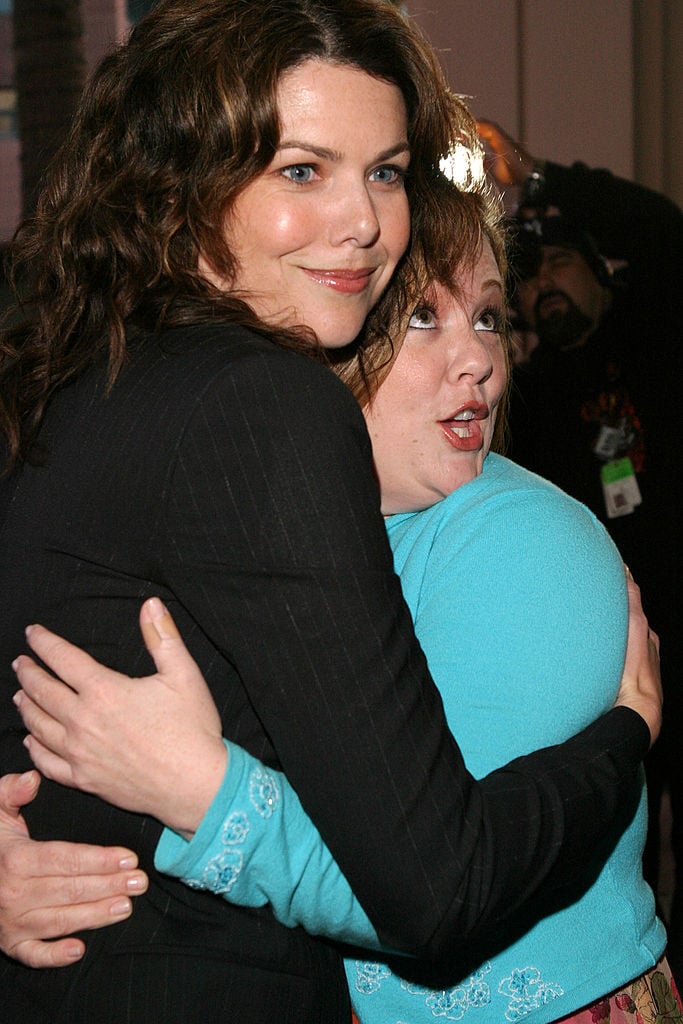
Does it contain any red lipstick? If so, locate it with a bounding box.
[440,402,489,452]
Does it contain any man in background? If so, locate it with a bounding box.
[480,120,683,979]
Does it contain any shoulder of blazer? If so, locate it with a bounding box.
[118,321,364,435]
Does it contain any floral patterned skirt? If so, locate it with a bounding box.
[556,958,682,1024]
[350,956,682,1024]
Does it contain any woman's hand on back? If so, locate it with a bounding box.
[0,770,147,967]
[614,569,662,747]
[13,598,227,839]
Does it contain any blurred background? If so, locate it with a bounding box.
[411,0,682,207]
[1,0,681,244]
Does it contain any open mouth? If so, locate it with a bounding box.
[440,406,488,451]
[450,409,477,438]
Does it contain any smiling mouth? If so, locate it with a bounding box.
[303,268,375,295]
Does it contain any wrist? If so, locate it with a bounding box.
[168,739,229,840]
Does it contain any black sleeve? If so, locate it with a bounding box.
[538,160,683,298]
[161,344,648,961]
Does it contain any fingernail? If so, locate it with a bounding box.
[141,598,179,647]
[110,898,132,916]
[65,943,84,959]
[126,875,145,891]
[119,855,137,869]
[12,690,21,705]
[146,597,166,620]
[16,770,39,793]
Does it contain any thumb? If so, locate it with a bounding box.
[0,770,41,816]
[139,598,200,679]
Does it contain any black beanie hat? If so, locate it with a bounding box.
[511,209,613,288]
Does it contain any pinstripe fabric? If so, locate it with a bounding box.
[0,323,648,1021]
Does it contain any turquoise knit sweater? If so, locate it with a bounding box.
[156,455,664,1024]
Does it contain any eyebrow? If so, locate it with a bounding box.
[481,279,504,294]
[277,140,411,163]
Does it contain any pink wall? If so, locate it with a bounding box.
[408,0,634,178]
[82,0,127,70]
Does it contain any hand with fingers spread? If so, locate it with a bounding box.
[13,597,228,839]
[614,568,662,747]
[0,770,148,967]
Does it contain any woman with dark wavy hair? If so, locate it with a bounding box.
[0,2,659,1021]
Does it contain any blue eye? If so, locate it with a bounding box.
[281,164,316,184]
[408,306,436,330]
[369,165,405,185]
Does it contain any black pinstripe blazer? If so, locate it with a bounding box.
[0,323,648,1023]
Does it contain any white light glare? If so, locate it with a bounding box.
[439,144,485,190]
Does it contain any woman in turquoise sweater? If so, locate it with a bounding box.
[13,181,673,1023]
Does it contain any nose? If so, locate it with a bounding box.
[329,179,381,248]
[536,254,556,289]
[447,328,493,386]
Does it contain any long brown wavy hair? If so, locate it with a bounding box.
[334,174,512,452]
[0,0,479,473]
